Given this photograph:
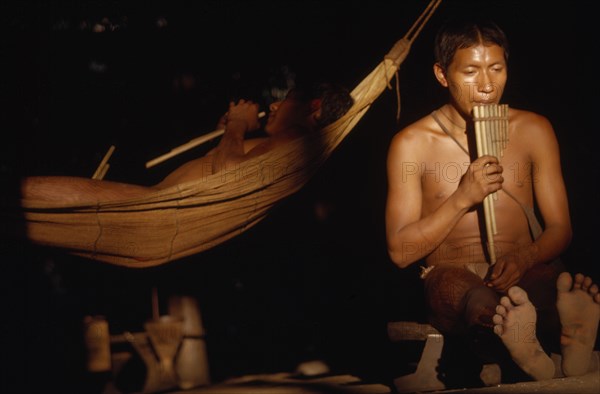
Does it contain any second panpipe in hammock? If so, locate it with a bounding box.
[472,103,509,265]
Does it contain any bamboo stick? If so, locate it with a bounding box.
[478,106,497,231]
[97,163,110,180]
[92,145,115,180]
[494,105,500,157]
[146,111,266,169]
[472,103,509,263]
[474,105,497,264]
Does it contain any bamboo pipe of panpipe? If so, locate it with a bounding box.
[146,111,266,169]
[502,105,509,151]
[491,105,498,159]
[473,105,497,264]
[485,106,499,203]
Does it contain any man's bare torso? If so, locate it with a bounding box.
[155,138,268,188]
[417,108,535,271]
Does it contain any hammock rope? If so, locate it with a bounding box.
[13,0,442,268]
[385,0,442,120]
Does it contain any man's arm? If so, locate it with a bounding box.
[487,113,572,290]
[212,100,261,173]
[518,114,572,260]
[385,126,503,268]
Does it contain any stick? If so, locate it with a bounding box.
[145,111,266,169]
[474,106,497,264]
[97,163,110,181]
[92,145,115,180]
[483,106,498,233]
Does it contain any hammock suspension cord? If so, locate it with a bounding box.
[386,0,442,121]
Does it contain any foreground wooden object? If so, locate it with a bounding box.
[87,295,210,393]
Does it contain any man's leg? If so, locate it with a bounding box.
[21,176,155,204]
[424,265,499,333]
[424,265,536,383]
[423,265,495,387]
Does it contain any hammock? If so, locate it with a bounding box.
[14,0,441,268]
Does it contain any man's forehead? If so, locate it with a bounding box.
[452,44,505,63]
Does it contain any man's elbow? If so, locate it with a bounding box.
[551,222,573,247]
[387,248,412,269]
[542,222,573,257]
[562,224,573,249]
[386,233,418,268]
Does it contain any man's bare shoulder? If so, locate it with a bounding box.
[390,114,438,148]
[510,108,553,132]
[243,137,269,153]
[509,108,557,157]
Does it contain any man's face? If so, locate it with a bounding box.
[265,90,310,135]
[443,43,507,117]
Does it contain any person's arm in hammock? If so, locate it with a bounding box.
[212,99,261,173]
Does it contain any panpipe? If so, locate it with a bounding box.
[472,103,509,264]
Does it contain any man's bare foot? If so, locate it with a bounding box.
[493,286,555,380]
[557,272,600,376]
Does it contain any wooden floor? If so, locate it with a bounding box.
[162,370,600,394]
[168,373,392,394]
[438,371,600,394]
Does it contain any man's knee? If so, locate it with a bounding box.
[424,265,490,332]
[464,286,500,328]
[518,260,565,310]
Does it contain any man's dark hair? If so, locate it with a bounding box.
[294,82,354,128]
[434,17,509,71]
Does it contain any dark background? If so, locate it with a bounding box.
[0,0,596,392]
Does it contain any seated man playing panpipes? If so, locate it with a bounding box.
[20,82,353,203]
[385,16,599,382]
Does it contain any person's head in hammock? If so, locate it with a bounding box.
[209,81,353,174]
[264,82,354,135]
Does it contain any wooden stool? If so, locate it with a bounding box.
[387,322,501,393]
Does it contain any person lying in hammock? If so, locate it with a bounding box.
[156,82,353,187]
[20,82,353,203]
[385,17,599,383]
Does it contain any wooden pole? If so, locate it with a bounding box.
[92,145,115,180]
[146,111,266,169]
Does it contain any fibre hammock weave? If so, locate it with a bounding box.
[17,1,441,267]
